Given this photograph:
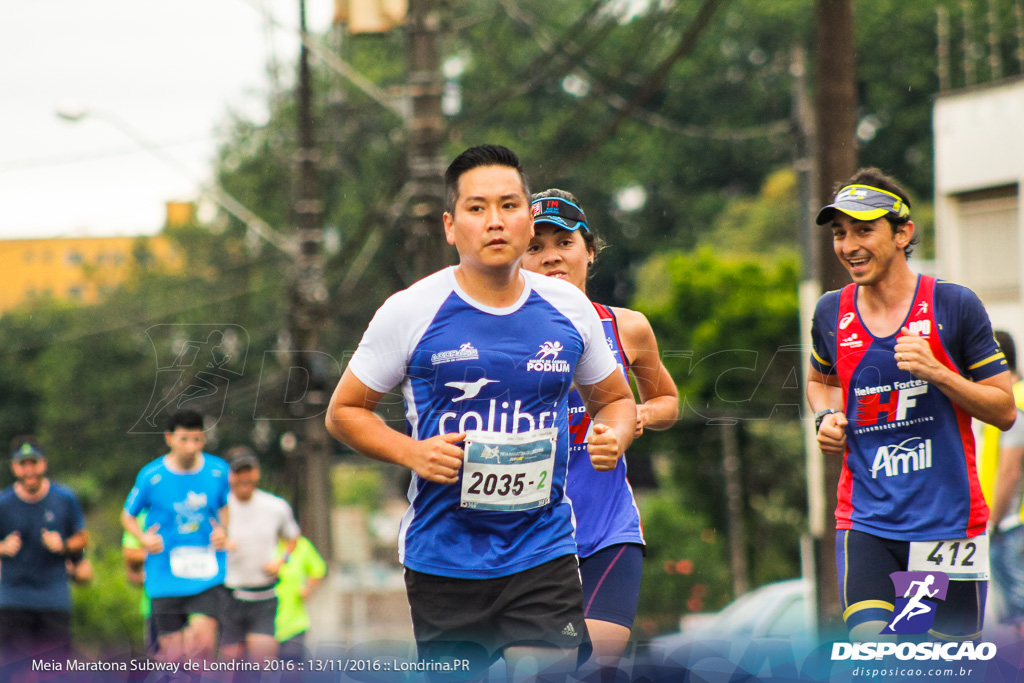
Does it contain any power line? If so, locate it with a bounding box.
[459,1,773,149]
[455,0,665,127]
[605,94,792,141]
[0,136,219,174]
[236,0,404,120]
[551,0,733,175]
[490,0,621,97]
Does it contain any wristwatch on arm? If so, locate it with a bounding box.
[814,408,838,433]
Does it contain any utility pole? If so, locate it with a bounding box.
[814,0,857,294]
[962,0,977,87]
[937,6,952,92]
[401,0,449,282]
[811,0,856,636]
[987,0,1003,81]
[289,0,333,559]
[720,421,749,598]
[792,40,829,633]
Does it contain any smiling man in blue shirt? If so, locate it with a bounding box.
[0,437,87,670]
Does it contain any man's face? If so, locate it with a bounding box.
[11,457,47,495]
[831,212,913,286]
[229,466,259,502]
[442,165,534,271]
[164,427,205,466]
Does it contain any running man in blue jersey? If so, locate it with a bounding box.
[523,188,678,673]
[806,168,1016,642]
[326,145,637,681]
[122,409,230,663]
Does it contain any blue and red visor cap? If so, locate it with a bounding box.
[531,197,590,232]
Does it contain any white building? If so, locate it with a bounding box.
[933,76,1024,343]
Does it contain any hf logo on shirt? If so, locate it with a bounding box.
[882,571,949,635]
[853,381,928,426]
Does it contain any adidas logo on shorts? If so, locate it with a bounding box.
[562,623,577,637]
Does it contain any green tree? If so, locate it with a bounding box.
[72,548,146,656]
[631,246,805,623]
[635,491,731,636]
[700,167,800,255]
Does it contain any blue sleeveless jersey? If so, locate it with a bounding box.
[567,303,645,557]
[347,267,618,579]
[124,454,230,598]
[810,276,1006,541]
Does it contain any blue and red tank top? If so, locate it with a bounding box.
[567,302,646,557]
[810,275,1006,541]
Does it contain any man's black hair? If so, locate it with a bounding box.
[836,167,920,258]
[444,145,530,215]
[166,409,205,433]
[996,330,1017,374]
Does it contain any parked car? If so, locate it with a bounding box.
[646,578,814,659]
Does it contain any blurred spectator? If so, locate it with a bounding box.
[66,551,93,585]
[0,436,88,669]
[981,330,1024,634]
[221,447,300,662]
[274,535,327,661]
[122,510,159,652]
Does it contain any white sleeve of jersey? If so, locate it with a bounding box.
[527,272,618,387]
[574,300,619,386]
[346,270,453,393]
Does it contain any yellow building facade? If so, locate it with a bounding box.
[0,235,179,314]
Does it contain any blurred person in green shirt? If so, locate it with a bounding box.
[122,511,158,653]
[274,536,326,661]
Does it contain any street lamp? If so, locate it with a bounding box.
[55,105,296,257]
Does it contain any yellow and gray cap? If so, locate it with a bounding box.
[815,184,910,225]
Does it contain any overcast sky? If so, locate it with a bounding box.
[0,0,334,240]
